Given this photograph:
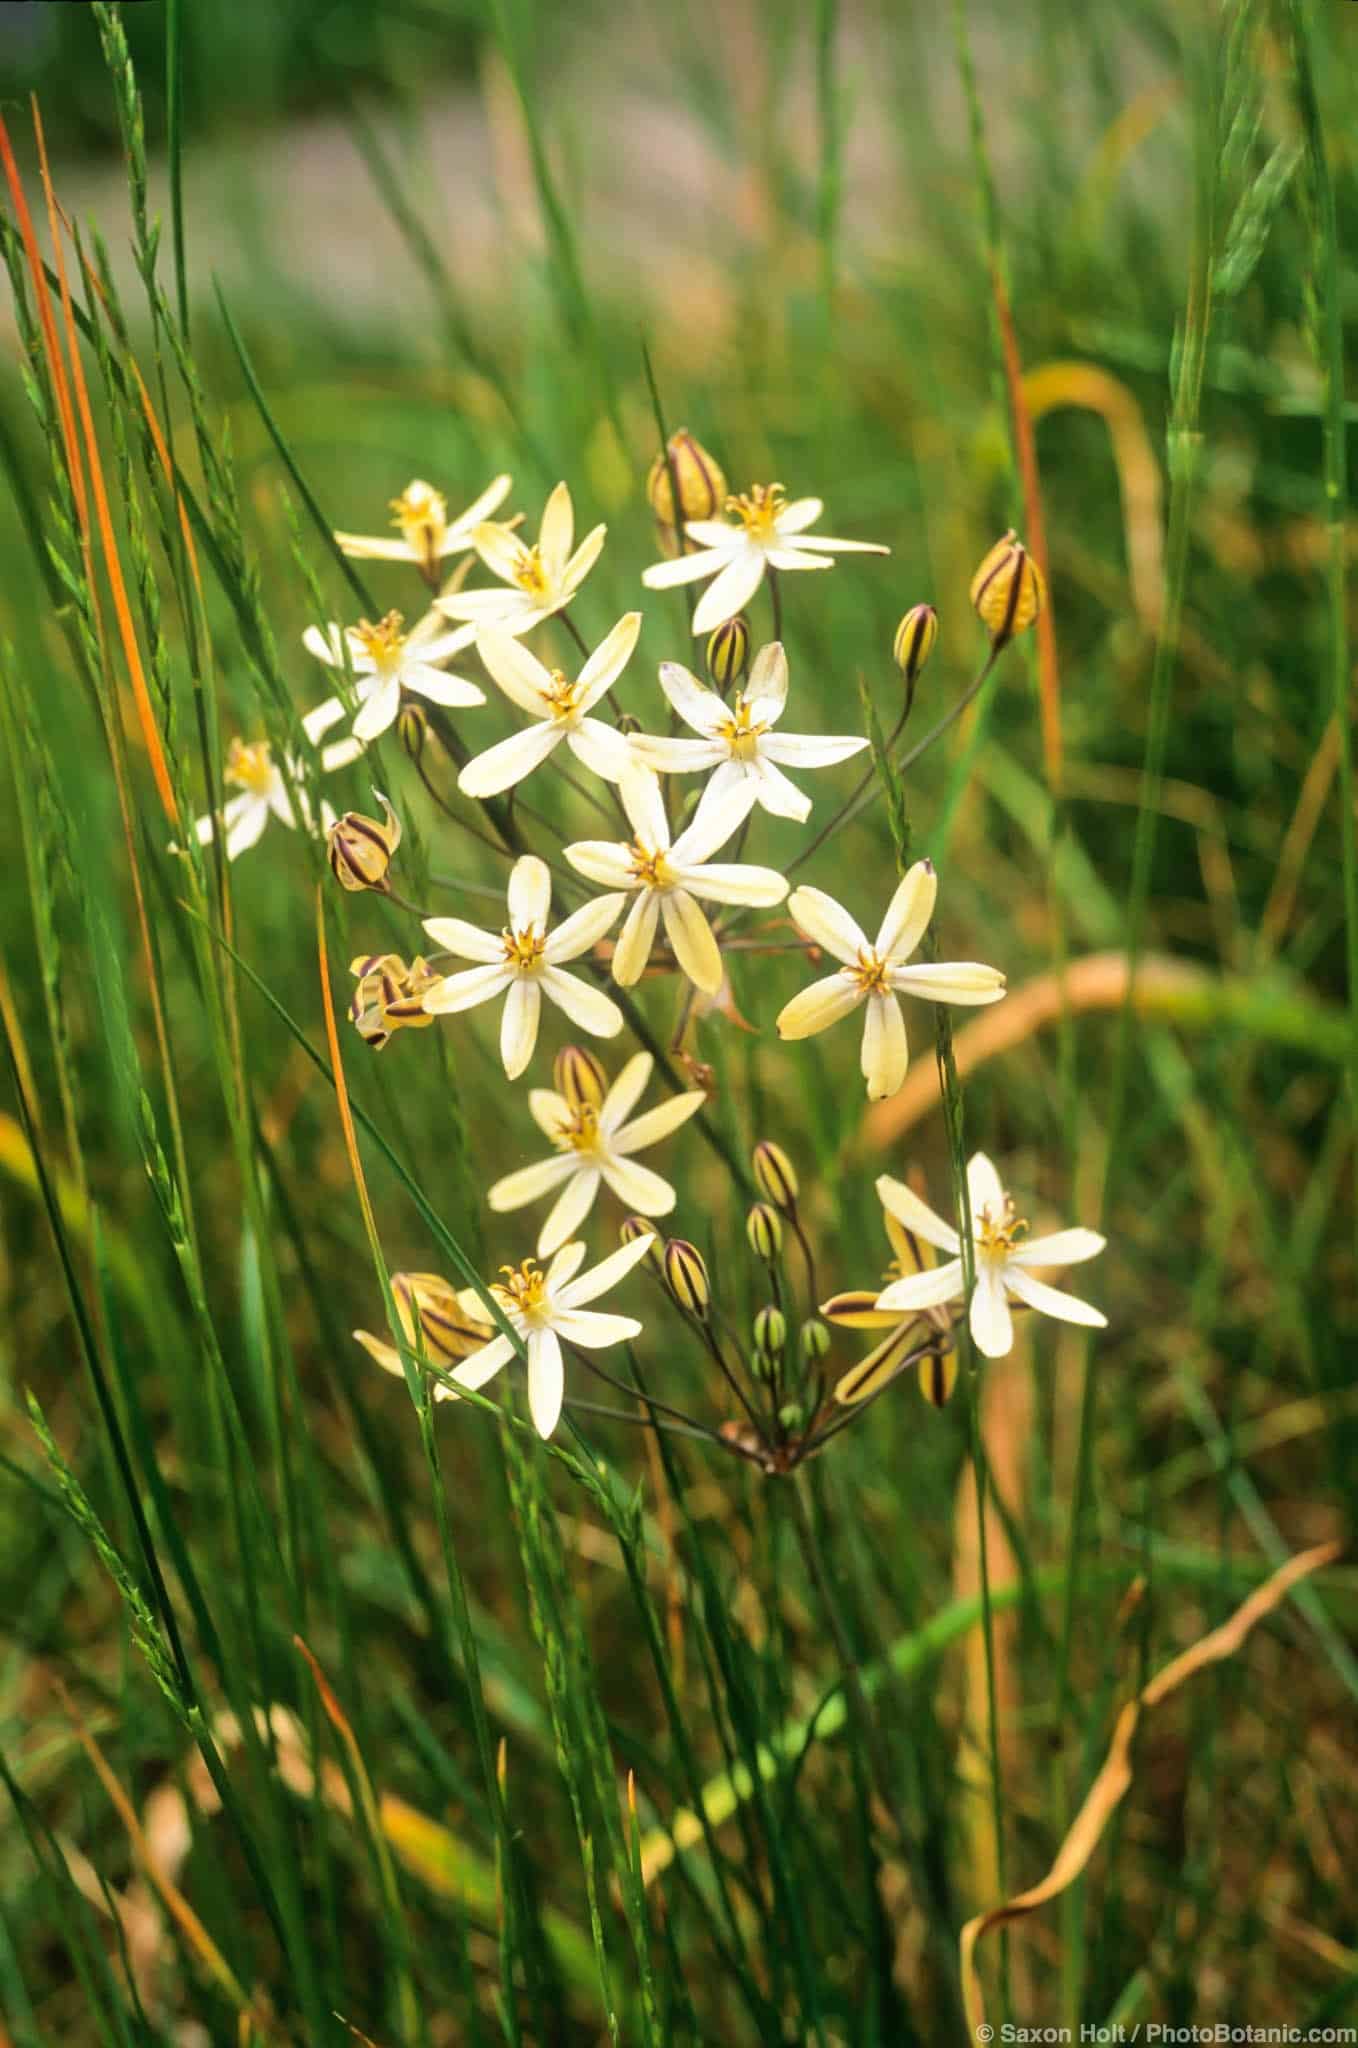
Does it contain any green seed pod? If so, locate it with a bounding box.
[892,603,938,692]
[746,1202,783,1262]
[753,1305,787,1356]
[555,1044,608,1113]
[799,1317,831,1364]
[663,1238,711,1316]
[751,1140,799,1210]
[706,613,751,692]
[970,530,1045,648]
[327,792,401,894]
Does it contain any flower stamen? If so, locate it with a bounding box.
[224,738,275,796]
[351,611,407,669]
[725,483,787,540]
[501,925,547,972]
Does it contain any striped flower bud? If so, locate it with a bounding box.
[970,531,1045,648]
[918,1347,959,1409]
[328,792,401,894]
[745,1202,783,1262]
[662,1238,710,1317]
[799,1317,831,1364]
[892,603,938,699]
[349,952,439,1049]
[397,701,429,762]
[753,1305,787,1356]
[646,430,727,557]
[706,613,750,693]
[751,1140,798,1210]
[620,1215,665,1270]
[353,1269,493,1382]
[555,1044,608,1113]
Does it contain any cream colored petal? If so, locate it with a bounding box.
[763,548,834,572]
[544,891,626,964]
[759,731,867,769]
[657,661,724,737]
[225,797,271,860]
[875,859,937,960]
[421,962,512,1014]
[1010,1228,1106,1270]
[568,720,632,785]
[302,693,349,740]
[671,774,758,864]
[436,587,528,624]
[786,886,870,966]
[611,891,660,985]
[661,890,723,992]
[613,1089,706,1155]
[476,628,554,715]
[599,1050,653,1133]
[354,1327,404,1377]
[500,977,541,1079]
[875,1174,961,1256]
[889,961,1006,1005]
[319,735,365,773]
[556,1230,656,1307]
[874,1258,964,1315]
[747,756,811,821]
[677,860,787,908]
[333,534,413,562]
[861,992,908,1101]
[969,1266,1014,1358]
[628,734,724,775]
[578,611,642,709]
[1004,1266,1107,1329]
[598,1153,676,1215]
[641,547,730,590]
[406,619,479,661]
[458,721,562,799]
[561,524,606,601]
[450,1331,517,1392]
[778,533,889,555]
[528,1088,572,1140]
[403,663,485,709]
[471,520,531,583]
[773,497,824,534]
[538,482,575,577]
[450,472,514,535]
[682,519,741,548]
[564,839,636,890]
[421,915,504,963]
[690,546,767,636]
[526,1328,565,1438]
[743,639,788,722]
[966,1153,1006,1225]
[619,764,671,849]
[488,1151,577,1212]
[540,966,623,1038]
[545,1241,588,1289]
[303,622,347,668]
[538,1168,602,1258]
[508,854,552,931]
[776,971,863,1040]
[352,675,402,743]
[552,1307,643,1349]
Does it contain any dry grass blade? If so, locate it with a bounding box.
[1024,361,1164,633]
[991,261,1061,792]
[959,1539,1343,2031]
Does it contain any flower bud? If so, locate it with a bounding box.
[753,1305,787,1355]
[892,604,938,692]
[662,1238,710,1317]
[745,1202,783,1262]
[616,711,643,738]
[919,1347,959,1409]
[751,1140,798,1210]
[778,1402,804,1433]
[620,1215,665,1270]
[970,531,1045,648]
[646,430,727,557]
[353,1269,492,1381]
[555,1044,608,1113]
[328,792,401,894]
[706,613,750,693]
[799,1317,831,1364]
[397,701,429,762]
[349,952,438,1049]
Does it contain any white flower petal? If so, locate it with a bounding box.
[749,757,811,821]
[451,1331,517,1393]
[969,1266,1014,1358]
[421,915,504,963]
[540,966,624,1038]
[1010,1228,1106,1270]
[421,962,512,1014]
[402,663,485,709]
[660,889,723,992]
[875,1174,961,1256]
[333,534,412,563]
[473,520,532,583]
[557,1230,656,1306]
[565,839,636,891]
[568,720,632,785]
[352,675,402,743]
[657,662,724,737]
[538,1167,602,1257]
[458,721,563,798]
[776,972,863,1040]
[629,734,724,775]
[889,962,1007,1005]
[861,992,908,1101]
[682,519,741,548]
[500,978,542,1079]
[508,854,552,931]
[671,774,758,864]
[763,548,834,573]
[599,1051,653,1133]
[319,735,365,773]
[528,1088,572,1140]
[1005,1266,1108,1329]
[488,1152,577,1212]
[553,1307,643,1349]
[561,524,606,599]
[759,731,867,769]
[743,640,788,722]
[611,891,661,985]
[527,1328,565,1438]
[225,796,271,860]
[773,497,824,534]
[302,693,349,740]
[875,1258,965,1314]
[544,892,626,964]
[598,1153,676,1215]
[690,547,768,636]
[578,611,642,709]
[619,765,671,849]
[966,1153,1006,1225]
[613,1088,706,1155]
[538,483,575,577]
[779,533,889,555]
[303,623,348,668]
[876,860,937,961]
[678,860,787,908]
[477,629,554,715]
[641,548,732,590]
[786,886,870,967]
[546,1241,588,1289]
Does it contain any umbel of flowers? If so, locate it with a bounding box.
[200,433,1098,1443]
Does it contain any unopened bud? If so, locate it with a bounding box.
[397,701,429,762]
[328,792,401,893]
[970,530,1045,648]
[753,1305,787,1356]
[555,1044,608,1112]
[892,603,938,694]
[646,430,727,557]
[349,952,439,1049]
[616,711,642,738]
[353,1269,492,1384]
[799,1317,831,1364]
[620,1215,665,1270]
[778,1402,804,1433]
[919,1347,959,1409]
[706,613,750,692]
[751,1140,798,1210]
[746,1202,783,1261]
[663,1238,710,1317]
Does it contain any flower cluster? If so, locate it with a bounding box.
[192,432,1102,1442]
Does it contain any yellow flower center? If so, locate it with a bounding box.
[390,483,447,563]
[224,738,275,796]
[494,1258,551,1320]
[629,841,675,891]
[543,668,582,721]
[501,925,547,972]
[351,611,407,672]
[513,544,551,600]
[716,693,768,761]
[848,949,891,997]
[554,1103,602,1156]
[725,483,787,542]
[976,1198,1028,1262]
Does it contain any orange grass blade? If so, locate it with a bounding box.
[959,1539,1342,2030]
[0,111,86,533]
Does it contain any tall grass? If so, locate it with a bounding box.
[0,1,1355,2041]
